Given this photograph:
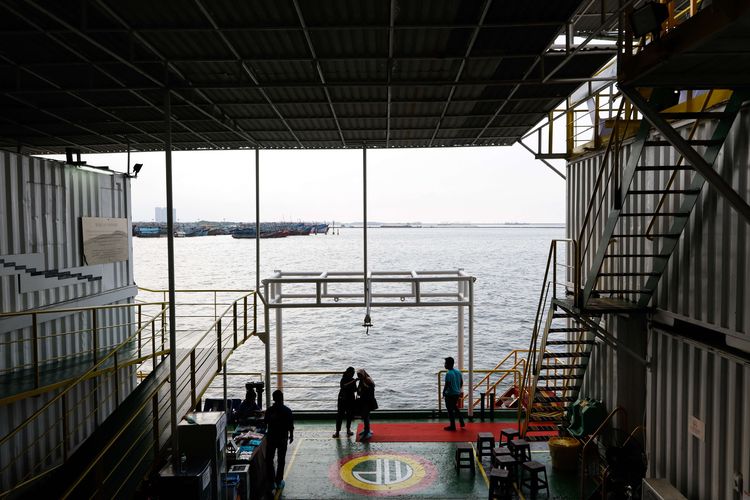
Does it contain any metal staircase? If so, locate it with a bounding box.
[518,87,747,440]
[582,87,747,308]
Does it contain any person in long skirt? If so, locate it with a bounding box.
[333,366,357,438]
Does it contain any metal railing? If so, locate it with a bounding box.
[0,301,169,494]
[0,288,259,498]
[517,239,581,434]
[579,406,629,498]
[468,350,528,409]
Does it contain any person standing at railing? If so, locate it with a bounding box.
[356,368,378,440]
[265,390,294,492]
[333,367,357,438]
[443,356,465,431]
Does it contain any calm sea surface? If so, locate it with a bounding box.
[132,226,563,409]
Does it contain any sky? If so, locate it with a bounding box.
[48,144,566,224]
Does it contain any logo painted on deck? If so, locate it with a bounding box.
[329,452,436,496]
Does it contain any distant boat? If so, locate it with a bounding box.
[381,223,421,228]
[174,230,186,238]
[135,227,161,238]
[185,227,208,237]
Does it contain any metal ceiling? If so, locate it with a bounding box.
[0,0,625,153]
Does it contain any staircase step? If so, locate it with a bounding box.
[534,395,577,403]
[537,385,581,391]
[627,189,701,195]
[531,404,569,411]
[548,328,588,333]
[543,352,590,359]
[552,313,576,319]
[619,212,689,217]
[546,340,595,346]
[598,272,660,276]
[644,139,722,146]
[593,289,653,294]
[540,363,587,370]
[658,111,733,120]
[611,233,680,238]
[538,374,584,381]
[636,165,693,171]
[605,253,669,258]
[528,413,564,422]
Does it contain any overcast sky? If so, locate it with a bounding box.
[50,144,566,223]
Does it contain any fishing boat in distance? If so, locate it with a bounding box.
[231,222,329,239]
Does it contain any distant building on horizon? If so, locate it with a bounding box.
[155,207,176,223]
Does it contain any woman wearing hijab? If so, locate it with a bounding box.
[333,366,357,438]
[355,368,377,440]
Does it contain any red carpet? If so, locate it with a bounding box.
[354,422,520,442]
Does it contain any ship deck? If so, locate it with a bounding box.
[258,417,580,499]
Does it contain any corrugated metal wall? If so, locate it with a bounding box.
[568,107,750,342]
[647,328,750,500]
[0,152,138,490]
[0,152,136,369]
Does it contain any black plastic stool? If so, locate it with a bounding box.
[499,428,520,446]
[488,467,513,500]
[491,446,512,467]
[455,443,475,473]
[477,432,495,459]
[521,461,550,499]
[508,438,531,462]
[496,454,519,481]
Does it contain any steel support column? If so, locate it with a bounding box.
[276,283,283,390]
[164,91,179,466]
[457,279,465,371]
[467,277,474,418]
[622,86,750,225]
[264,281,271,409]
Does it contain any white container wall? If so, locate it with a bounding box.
[647,327,750,500]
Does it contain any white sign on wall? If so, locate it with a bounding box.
[81,217,129,265]
[688,416,705,441]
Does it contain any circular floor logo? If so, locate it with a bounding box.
[330,452,437,496]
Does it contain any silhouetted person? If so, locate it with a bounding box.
[333,367,357,438]
[356,369,377,440]
[443,356,465,430]
[265,390,294,490]
[235,387,260,423]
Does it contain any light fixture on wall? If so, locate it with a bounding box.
[132,163,144,177]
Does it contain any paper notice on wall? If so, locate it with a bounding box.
[81,217,129,264]
[689,416,705,441]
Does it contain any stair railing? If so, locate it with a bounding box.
[644,89,716,239]
[0,302,169,493]
[469,349,528,408]
[579,406,628,498]
[518,238,581,434]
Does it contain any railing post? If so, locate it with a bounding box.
[217,319,223,373]
[253,292,257,334]
[190,351,197,409]
[152,319,157,370]
[437,371,442,416]
[552,241,558,300]
[61,392,69,460]
[243,295,248,339]
[161,308,166,356]
[137,304,143,359]
[32,313,40,388]
[489,392,495,421]
[114,351,120,406]
[233,302,238,348]
[91,309,98,365]
[152,393,160,460]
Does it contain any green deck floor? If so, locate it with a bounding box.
[268,419,581,499]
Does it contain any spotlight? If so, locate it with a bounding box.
[132,163,143,177]
[629,2,669,39]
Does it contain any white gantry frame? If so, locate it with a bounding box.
[261,269,477,415]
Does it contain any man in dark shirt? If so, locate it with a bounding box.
[264,390,294,490]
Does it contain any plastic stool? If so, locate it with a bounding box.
[496,454,519,481]
[488,467,513,500]
[476,432,495,459]
[509,438,531,462]
[491,446,512,467]
[455,443,475,473]
[521,461,550,499]
[499,428,520,446]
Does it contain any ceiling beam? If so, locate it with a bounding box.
[88,0,262,148]
[429,0,493,147]
[192,0,301,147]
[291,0,345,147]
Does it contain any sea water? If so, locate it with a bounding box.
[133,226,564,409]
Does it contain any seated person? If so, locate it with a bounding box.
[235,388,262,423]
